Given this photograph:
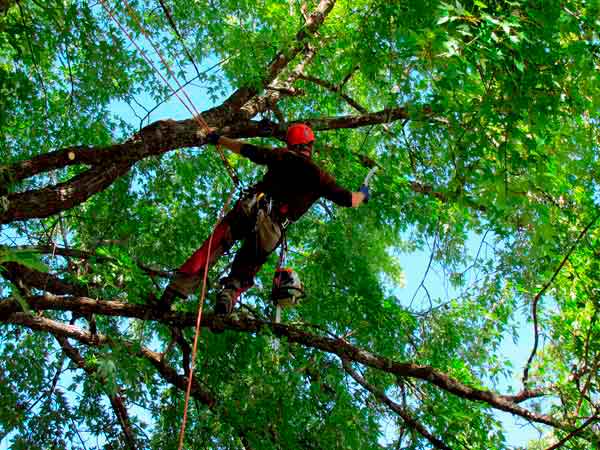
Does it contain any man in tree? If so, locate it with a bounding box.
[161,124,370,315]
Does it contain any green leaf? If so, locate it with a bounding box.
[0,249,49,273]
[9,285,31,313]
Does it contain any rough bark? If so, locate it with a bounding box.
[1,162,133,223]
[0,295,561,429]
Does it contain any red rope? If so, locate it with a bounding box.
[121,0,209,129]
[98,0,202,127]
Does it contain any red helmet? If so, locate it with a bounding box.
[286,123,315,146]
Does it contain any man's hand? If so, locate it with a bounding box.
[206,131,221,145]
[359,184,370,203]
[206,129,244,154]
[351,185,369,207]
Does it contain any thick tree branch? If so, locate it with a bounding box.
[237,45,318,120]
[273,0,336,82]
[1,162,133,224]
[222,0,337,117]
[341,359,451,450]
[3,118,209,184]
[0,296,563,429]
[1,103,438,225]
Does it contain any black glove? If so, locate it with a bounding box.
[359,184,370,203]
[206,131,221,145]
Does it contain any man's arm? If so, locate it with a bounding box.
[207,130,282,166]
[207,131,243,154]
[322,175,369,208]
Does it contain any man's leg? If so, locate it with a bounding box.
[162,204,248,304]
[216,214,282,315]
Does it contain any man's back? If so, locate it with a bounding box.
[243,144,353,221]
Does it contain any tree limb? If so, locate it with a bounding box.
[1,162,133,224]
[157,0,201,80]
[217,0,338,119]
[341,359,451,450]
[237,45,318,120]
[1,261,89,297]
[544,412,600,450]
[523,213,600,387]
[0,298,563,429]
[298,73,367,113]
[1,104,438,225]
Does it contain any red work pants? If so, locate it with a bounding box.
[170,198,282,305]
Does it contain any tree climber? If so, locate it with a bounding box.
[161,124,370,315]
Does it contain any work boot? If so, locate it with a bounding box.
[160,271,202,306]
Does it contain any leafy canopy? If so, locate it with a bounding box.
[1,0,600,449]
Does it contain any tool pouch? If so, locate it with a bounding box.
[255,208,281,253]
[239,192,258,218]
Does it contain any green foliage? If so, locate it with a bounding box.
[0,247,47,271]
[1,0,600,448]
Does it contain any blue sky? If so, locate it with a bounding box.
[1,30,549,447]
[110,62,547,446]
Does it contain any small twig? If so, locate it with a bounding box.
[340,65,359,87]
[523,213,600,387]
[298,73,367,113]
[157,0,201,79]
[341,359,451,450]
[71,415,89,450]
[459,229,490,277]
[576,346,599,416]
[409,229,439,310]
[544,413,599,450]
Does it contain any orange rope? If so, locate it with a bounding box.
[120,0,209,130]
[98,0,202,127]
[101,0,240,184]
[176,188,236,450]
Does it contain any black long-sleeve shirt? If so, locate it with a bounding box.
[240,144,353,221]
